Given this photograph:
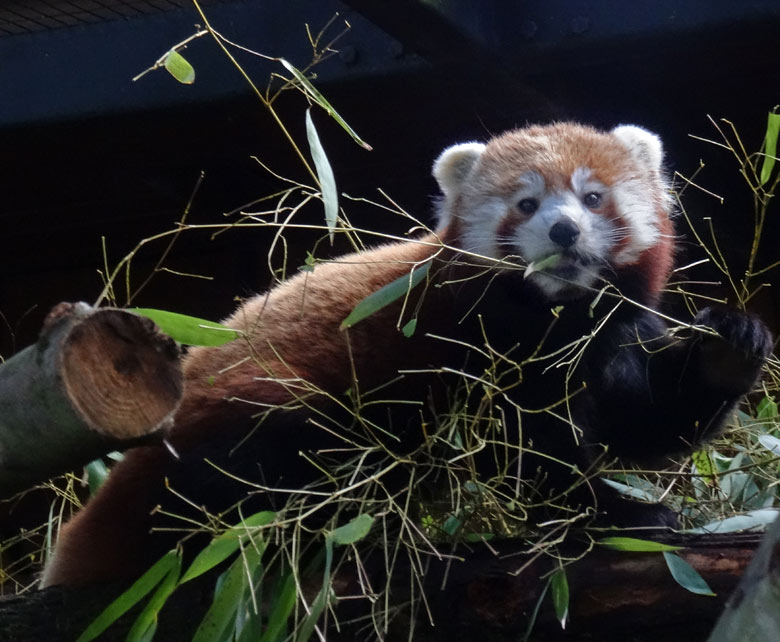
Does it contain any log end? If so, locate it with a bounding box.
[61,309,183,439]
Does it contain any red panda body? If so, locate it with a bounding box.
[43,124,771,588]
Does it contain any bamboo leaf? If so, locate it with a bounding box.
[180,511,275,584]
[279,59,372,150]
[341,261,431,329]
[663,552,716,596]
[75,551,180,642]
[524,253,562,279]
[760,109,780,185]
[756,395,778,420]
[192,545,264,642]
[132,308,238,346]
[258,572,297,642]
[441,514,461,536]
[163,50,195,84]
[758,434,780,456]
[126,557,182,642]
[328,513,374,545]
[688,509,779,534]
[601,478,659,502]
[84,458,110,496]
[296,541,333,642]
[305,109,339,243]
[401,318,418,338]
[550,568,569,629]
[692,449,715,481]
[597,536,682,552]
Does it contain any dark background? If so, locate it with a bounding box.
[2,0,780,357]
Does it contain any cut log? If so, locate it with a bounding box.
[0,302,182,497]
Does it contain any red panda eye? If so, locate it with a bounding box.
[517,198,539,215]
[584,192,602,208]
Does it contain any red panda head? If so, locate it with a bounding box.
[432,123,675,303]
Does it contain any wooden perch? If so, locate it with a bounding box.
[0,533,762,641]
[418,533,760,641]
[0,302,182,497]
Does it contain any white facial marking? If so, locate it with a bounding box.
[457,196,507,258]
[518,170,545,195]
[612,180,660,264]
[456,167,619,298]
[570,167,592,193]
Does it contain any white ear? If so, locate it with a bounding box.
[432,142,485,198]
[611,125,664,172]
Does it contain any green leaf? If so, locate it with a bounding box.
[756,395,778,421]
[296,580,329,642]
[597,536,683,552]
[522,578,550,642]
[84,458,110,496]
[689,509,779,534]
[280,59,372,150]
[180,511,275,584]
[258,572,297,642]
[75,550,180,642]
[131,308,238,346]
[758,434,780,456]
[328,513,374,546]
[524,253,562,279]
[192,545,264,642]
[126,556,182,642]
[300,252,317,273]
[463,532,494,543]
[401,318,418,338]
[441,514,462,536]
[663,552,716,596]
[296,541,333,642]
[305,109,339,243]
[601,478,659,502]
[163,50,195,85]
[130,621,157,642]
[295,515,372,642]
[341,261,431,329]
[550,568,569,629]
[760,108,780,185]
[692,449,714,481]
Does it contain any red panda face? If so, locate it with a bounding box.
[433,123,673,300]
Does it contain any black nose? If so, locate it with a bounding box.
[549,219,580,248]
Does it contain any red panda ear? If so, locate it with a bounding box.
[611,125,664,173]
[433,142,485,199]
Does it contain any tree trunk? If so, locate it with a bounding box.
[0,302,182,497]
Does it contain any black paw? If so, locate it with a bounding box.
[694,307,773,397]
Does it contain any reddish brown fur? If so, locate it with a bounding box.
[43,123,676,587]
[470,124,636,198]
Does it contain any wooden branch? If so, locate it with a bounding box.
[418,533,760,641]
[0,534,761,641]
[0,302,182,497]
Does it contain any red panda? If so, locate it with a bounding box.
[42,123,772,588]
